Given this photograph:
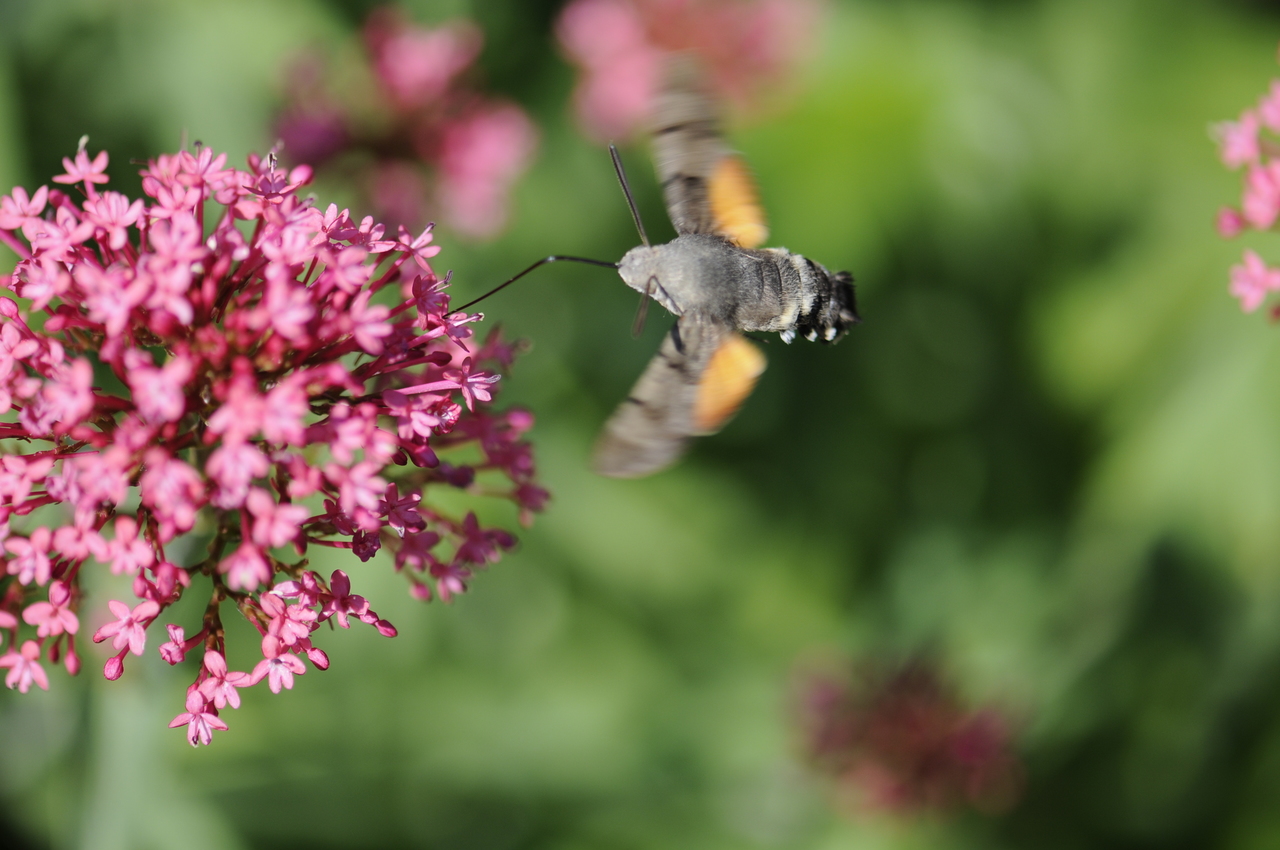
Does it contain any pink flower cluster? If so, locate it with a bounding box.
[0,141,545,745]
[275,8,537,239]
[798,662,1021,814]
[555,0,821,141]
[1215,58,1280,314]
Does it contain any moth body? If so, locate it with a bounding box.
[618,233,858,342]
[591,55,860,478]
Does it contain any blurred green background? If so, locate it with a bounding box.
[4,0,1280,847]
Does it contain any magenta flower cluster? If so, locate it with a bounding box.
[0,142,544,745]
[556,0,820,142]
[276,8,537,239]
[798,662,1021,815]
[1215,56,1280,314]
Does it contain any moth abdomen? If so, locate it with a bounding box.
[786,254,859,344]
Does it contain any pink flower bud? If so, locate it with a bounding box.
[103,652,125,681]
[1218,207,1245,238]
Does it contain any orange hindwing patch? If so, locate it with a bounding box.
[693,334,767,434]
[708,155,769,249]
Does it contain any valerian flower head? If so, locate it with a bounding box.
[1215,43,1280,316]
[555,0,822,142]
[275,9,537,239]
[797,660,1022,816]
[0,143,542,746]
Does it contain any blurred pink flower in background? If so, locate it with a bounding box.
[556,0,822,141]
[0,141,545,744]
[797,660,1022,815]
[275,7,536,239]
[436,103,539,237]
[367,17,481,110]
[1215,45,1280,316]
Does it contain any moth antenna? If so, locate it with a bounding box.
[451,255,618,314]
[610,144,650,247]
[631,276,657,338]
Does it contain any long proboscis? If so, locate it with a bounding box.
[450,255,620,314]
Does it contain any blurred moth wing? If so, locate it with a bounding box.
[593,316,766,477]
[651,56,770,248]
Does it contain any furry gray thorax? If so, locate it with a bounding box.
[618,233,859,343]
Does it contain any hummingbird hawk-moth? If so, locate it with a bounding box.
[591,57,860,478]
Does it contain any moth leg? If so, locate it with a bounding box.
[632,275,656,338]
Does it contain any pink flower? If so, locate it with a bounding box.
[0,640,49,693]
[1218,111,1261,169]
[327,460,387,516]
[445,358,500,411]
[0,185,49,232]
[20,257,72,311]
[431,559,471,603]
[124,348,193,424]
[320,570,369,628]
[23,358,95,436]
[169,689,228,747]
[22,580,79,638]
[1260,81,1280,133]
[247,488,308,549]
[381,483,426,537]
[5,527,53,586]
[556,0,663,140]
[206,441,270,509]
[54,148,111,195]
[92,599,160,656]
[347,290,393,354]
[262,378,310,445]
[250,634,306,693]
[1230,249,1280,312]
[391,224,443,272]
[218,542,272,592]
[436,104,539,238]
[139,451,206,542]
[106,515,156,577]
[197,651,252,710]
[0,454,54,508]
[158,623,201,665]
[82,191,144,250]
[260,591,317,646]
[454,512,515,566]
[206,370,265,443]
[367,13,481,110]
[1217,207,1245,238]
[1243,162,1280,229]
[275,9,535,237]
[272,571,326,608]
